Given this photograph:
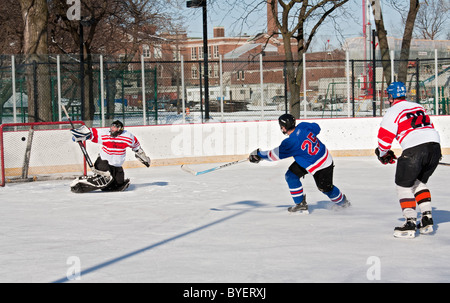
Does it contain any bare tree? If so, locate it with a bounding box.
[19,0,52,122]
[268,0,349,118]
[0,0,23,54]
[372,0,420,85]
[48,0,172,121]
[414,0,450,40]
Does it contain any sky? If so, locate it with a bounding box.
[170,0,386,51]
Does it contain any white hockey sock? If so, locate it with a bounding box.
[396,185,417,219]
[412,180,432,215]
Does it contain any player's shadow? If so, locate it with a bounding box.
[131,181,169,189]
[210,200,266,211]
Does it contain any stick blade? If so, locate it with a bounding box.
[181,164,198,176]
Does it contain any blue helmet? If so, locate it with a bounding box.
[387,82,406,99]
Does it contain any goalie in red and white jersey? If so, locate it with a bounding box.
[376,81,441,238]
[71,120,150,192]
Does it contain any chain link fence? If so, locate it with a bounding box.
[1,53,449,126]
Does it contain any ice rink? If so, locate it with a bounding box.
[1,155,450,283]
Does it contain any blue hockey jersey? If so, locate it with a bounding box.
[258,122,333,174]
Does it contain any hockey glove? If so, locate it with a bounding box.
[249,149,262,163]
[134,147,151,167]
[375,148,396,165]
[71,125,92,142]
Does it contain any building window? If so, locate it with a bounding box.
[191,66,198,79]
[142,45,151,58]
[198,46,204,60]
[172,50,180,61]
[157,65,163,78]
[213,45,219,58]
[237,70,245,80]
[213,64,219,78]
[154,45,162,59]
[191,47,197,60]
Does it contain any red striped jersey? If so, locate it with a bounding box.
[377,99,440,156]
[90,128,141,167]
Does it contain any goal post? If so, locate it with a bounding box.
[0,121,88,187]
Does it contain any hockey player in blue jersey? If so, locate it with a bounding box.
[249,114,350,213]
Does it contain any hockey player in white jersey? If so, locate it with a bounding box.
[376,82,441,238]
[70,120,150,193]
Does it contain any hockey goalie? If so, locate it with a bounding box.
[69,121,150,193]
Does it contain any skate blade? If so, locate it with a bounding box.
[393,230,416,239]
[420,225,433,234]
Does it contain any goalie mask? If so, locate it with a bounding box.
[110,120,124,137]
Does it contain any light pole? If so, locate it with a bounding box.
[187,0,210,120]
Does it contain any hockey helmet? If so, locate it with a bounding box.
[387,82,406,99]
[110,120,124,137]
[278,114,296,134]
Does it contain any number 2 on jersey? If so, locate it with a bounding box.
[406,110,431,129]
[301,132,320,155]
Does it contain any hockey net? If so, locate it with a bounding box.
[0,121,87,187]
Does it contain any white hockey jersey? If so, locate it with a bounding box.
[377,99,440,156]
[90,128,141,167]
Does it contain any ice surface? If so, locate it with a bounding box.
[1,156,450,283]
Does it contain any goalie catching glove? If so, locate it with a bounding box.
[134,147,151,167]
[71,125,92,142]
[375,148,397,165]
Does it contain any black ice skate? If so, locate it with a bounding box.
[418,211,434,235]
[393,218,416,238]
[101,178,131,192]
[288,197,309,215]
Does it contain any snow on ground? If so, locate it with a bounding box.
[1,156,450,283]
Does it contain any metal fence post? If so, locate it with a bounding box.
[11,55,17,123]
[303,53,307,119]
[181,55,186,124]
[435,49,439,115]
[141,55,146,125]
[100,55,105,127]
[259,54,264,120]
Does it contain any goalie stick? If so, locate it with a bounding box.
[61,105,110,177]
[181,158,248,176]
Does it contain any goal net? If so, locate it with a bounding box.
[0,121,87,186]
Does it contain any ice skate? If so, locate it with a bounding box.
[288,197,309,214]
[101,178,131,192]
[331,195,350,211]
[418,211,434,235]
[393,218,416,238]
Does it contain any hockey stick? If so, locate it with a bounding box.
[181,158,248,176]
[439,162,450,166]
[61,105,109,177]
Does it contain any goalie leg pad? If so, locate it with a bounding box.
[70,174,113,193]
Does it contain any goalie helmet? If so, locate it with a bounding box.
[387,81,406,99]
[110,120,124,137]
[278,114,296,134]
